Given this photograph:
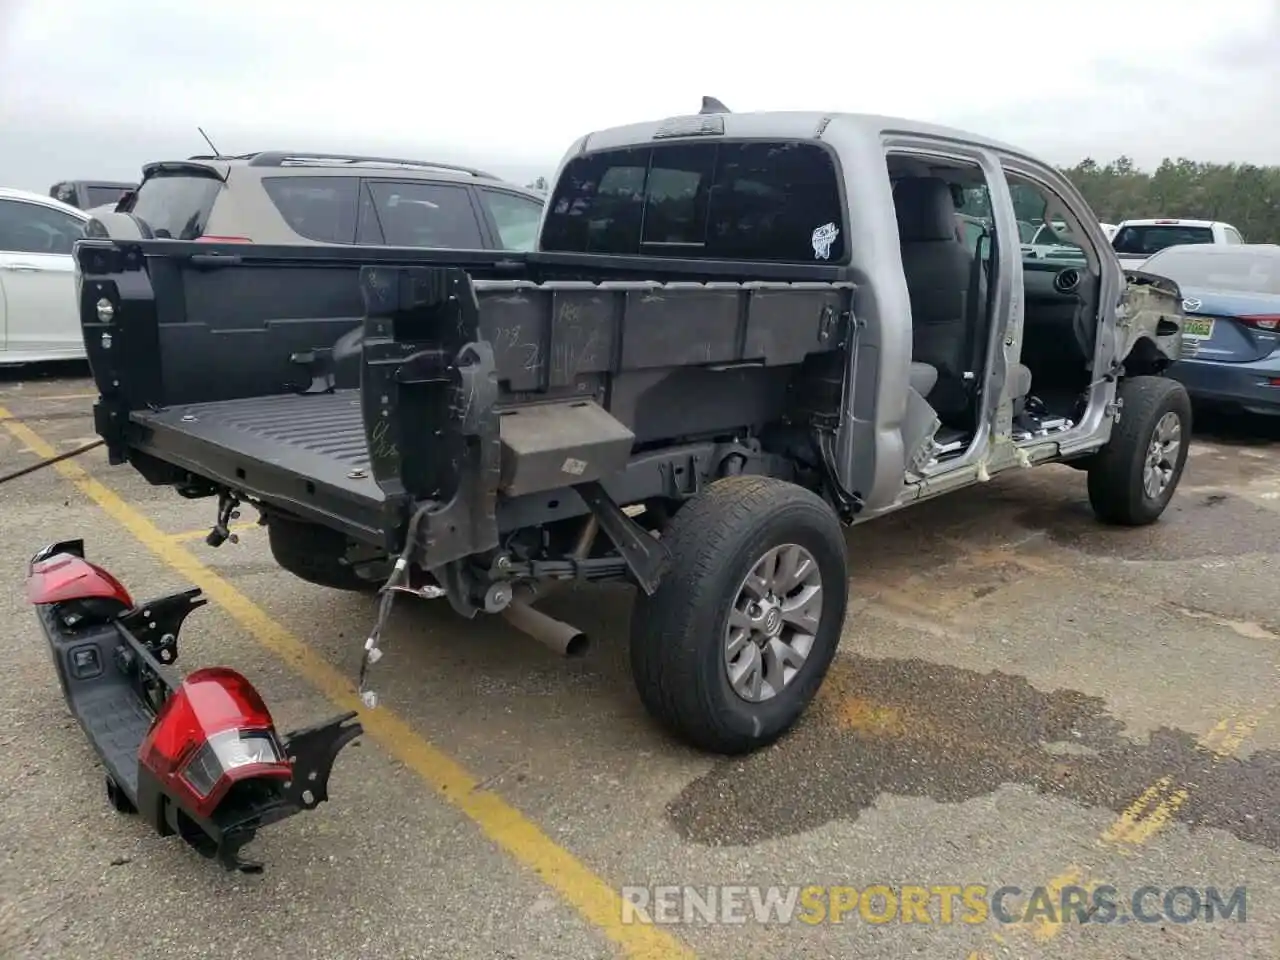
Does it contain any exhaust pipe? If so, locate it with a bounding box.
[501,593,589,657]
[498,514,596,657]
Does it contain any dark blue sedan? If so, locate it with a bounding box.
[1139,243,1280,415]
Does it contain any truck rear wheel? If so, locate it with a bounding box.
[266,514,378,593]
[1087,375,1192,526]
[629,476,848,754]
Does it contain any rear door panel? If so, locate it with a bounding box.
[0,198,86,358]
[0,252,82,355]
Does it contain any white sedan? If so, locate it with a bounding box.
[0,187,91,365]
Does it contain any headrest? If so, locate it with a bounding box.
[894,177,959,243]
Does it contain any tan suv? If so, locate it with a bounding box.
[93,151,545,251]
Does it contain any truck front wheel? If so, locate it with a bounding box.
[629,476,849,754]
[266,514,378,593]
[1087,375,1192,526]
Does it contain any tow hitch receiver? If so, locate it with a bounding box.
[27,539,363,873]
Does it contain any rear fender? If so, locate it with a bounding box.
[1119,269,1185,366]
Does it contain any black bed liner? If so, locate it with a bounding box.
[131,391,387,542]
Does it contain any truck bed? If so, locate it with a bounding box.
[79,239,857,559]
[131,391,386,540]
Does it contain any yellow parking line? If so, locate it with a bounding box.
[33,391,99,402]
[996,704,1270,951]
[905,546,1275,953]
[1,409,694,960]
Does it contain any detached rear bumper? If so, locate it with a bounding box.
[1168,353,1280,416]
[28,539,362,872]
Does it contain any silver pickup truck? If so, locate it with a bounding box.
[70,99,1191,761]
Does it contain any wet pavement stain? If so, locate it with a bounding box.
[666,655,1280,852]
[1012,492,1280,560]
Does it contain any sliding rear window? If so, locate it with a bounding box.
[541,140,846,263]
[126,168,223,240]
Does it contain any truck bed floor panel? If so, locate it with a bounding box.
[131,392,384,514]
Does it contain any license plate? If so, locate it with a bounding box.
[1183,317,1215,339]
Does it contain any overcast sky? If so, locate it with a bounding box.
[2,0,1278,192]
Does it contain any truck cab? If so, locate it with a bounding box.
[1111,218,1245,271]
[533,108,1183,514]
[49,180,137,213]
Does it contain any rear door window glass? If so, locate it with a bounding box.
[126,170,223,240]
[360,180,485,248]
[0,199,85,254]
[261,176,359,243]
[541,140,846,263]
[477,189,544,251]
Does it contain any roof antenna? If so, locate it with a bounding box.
[197,126,222,158]
[700,96,731,115]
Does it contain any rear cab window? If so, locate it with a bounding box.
[84,185,133,209]
[540,140,847,263]
[124,167,224,240]
[49,182,80,207]
[1112,224,1214,256]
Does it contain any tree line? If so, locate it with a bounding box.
[1061,157,1280,242]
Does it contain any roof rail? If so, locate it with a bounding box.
[186,153,259,161]
[243,151,500,179]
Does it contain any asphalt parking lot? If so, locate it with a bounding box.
[2,365,1279,960]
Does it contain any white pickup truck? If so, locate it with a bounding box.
[1111,218,1245,270]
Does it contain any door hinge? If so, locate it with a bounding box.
[1105,397,1124,423]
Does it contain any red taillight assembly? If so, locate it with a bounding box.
[27,551,133,608]
[195,235,252,243]
[30,538,361,873]
[1239,314,1280,331]
[140,667,292,819]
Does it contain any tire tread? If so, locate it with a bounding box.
[630,476,846,753]
[1087,375,1191,525]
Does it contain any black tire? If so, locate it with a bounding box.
[1087,375,1192,526]
[629,476,849,754]
[266,514,378,592]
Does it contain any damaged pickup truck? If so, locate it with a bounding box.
[54,102,1190,796]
